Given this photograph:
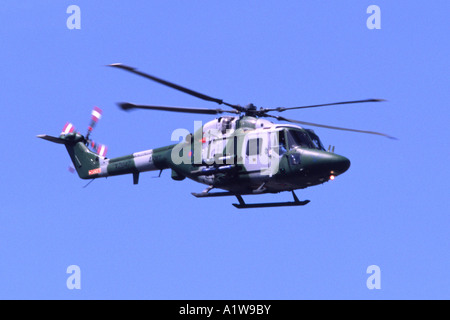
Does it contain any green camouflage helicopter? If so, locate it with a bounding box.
[38,64,395,209]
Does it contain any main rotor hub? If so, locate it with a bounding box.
[244,103,258,116]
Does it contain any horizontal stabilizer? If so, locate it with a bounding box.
[37,134,68,144]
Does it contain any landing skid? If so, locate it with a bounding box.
[233,192,310,209]
[191,189,310,209]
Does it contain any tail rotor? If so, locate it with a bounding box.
[38,106,109,180]
[84,106,108,158]
[57,107,109,158]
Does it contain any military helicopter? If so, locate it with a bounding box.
[38,64,395,209]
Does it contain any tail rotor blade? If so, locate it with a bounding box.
[96,144,108,157]
[84,107,108,156]
[91,106,102,122]
[89,140,107,157]
[61,122,76,135]
[86,106,102,140]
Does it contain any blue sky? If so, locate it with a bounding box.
[0,1,449,299]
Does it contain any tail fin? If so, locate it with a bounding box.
[37,132,102,180]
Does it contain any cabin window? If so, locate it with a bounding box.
[246,138,262,156]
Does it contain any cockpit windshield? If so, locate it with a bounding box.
[305,129,326,151]
[286,129,315,149]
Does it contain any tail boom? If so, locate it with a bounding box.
[38,132,172,182]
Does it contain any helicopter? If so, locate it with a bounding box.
[38,64,395,209]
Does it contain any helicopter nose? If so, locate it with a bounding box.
[329,154,351,175]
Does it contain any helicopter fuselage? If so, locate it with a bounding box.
[89,116,350,196]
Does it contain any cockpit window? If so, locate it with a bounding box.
[305,129,326,151]
[286,130,315,149]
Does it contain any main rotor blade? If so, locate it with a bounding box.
[264,99,385,113]
[109,63,240,110]
[266,114,397,139]
[118,102,240,115]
